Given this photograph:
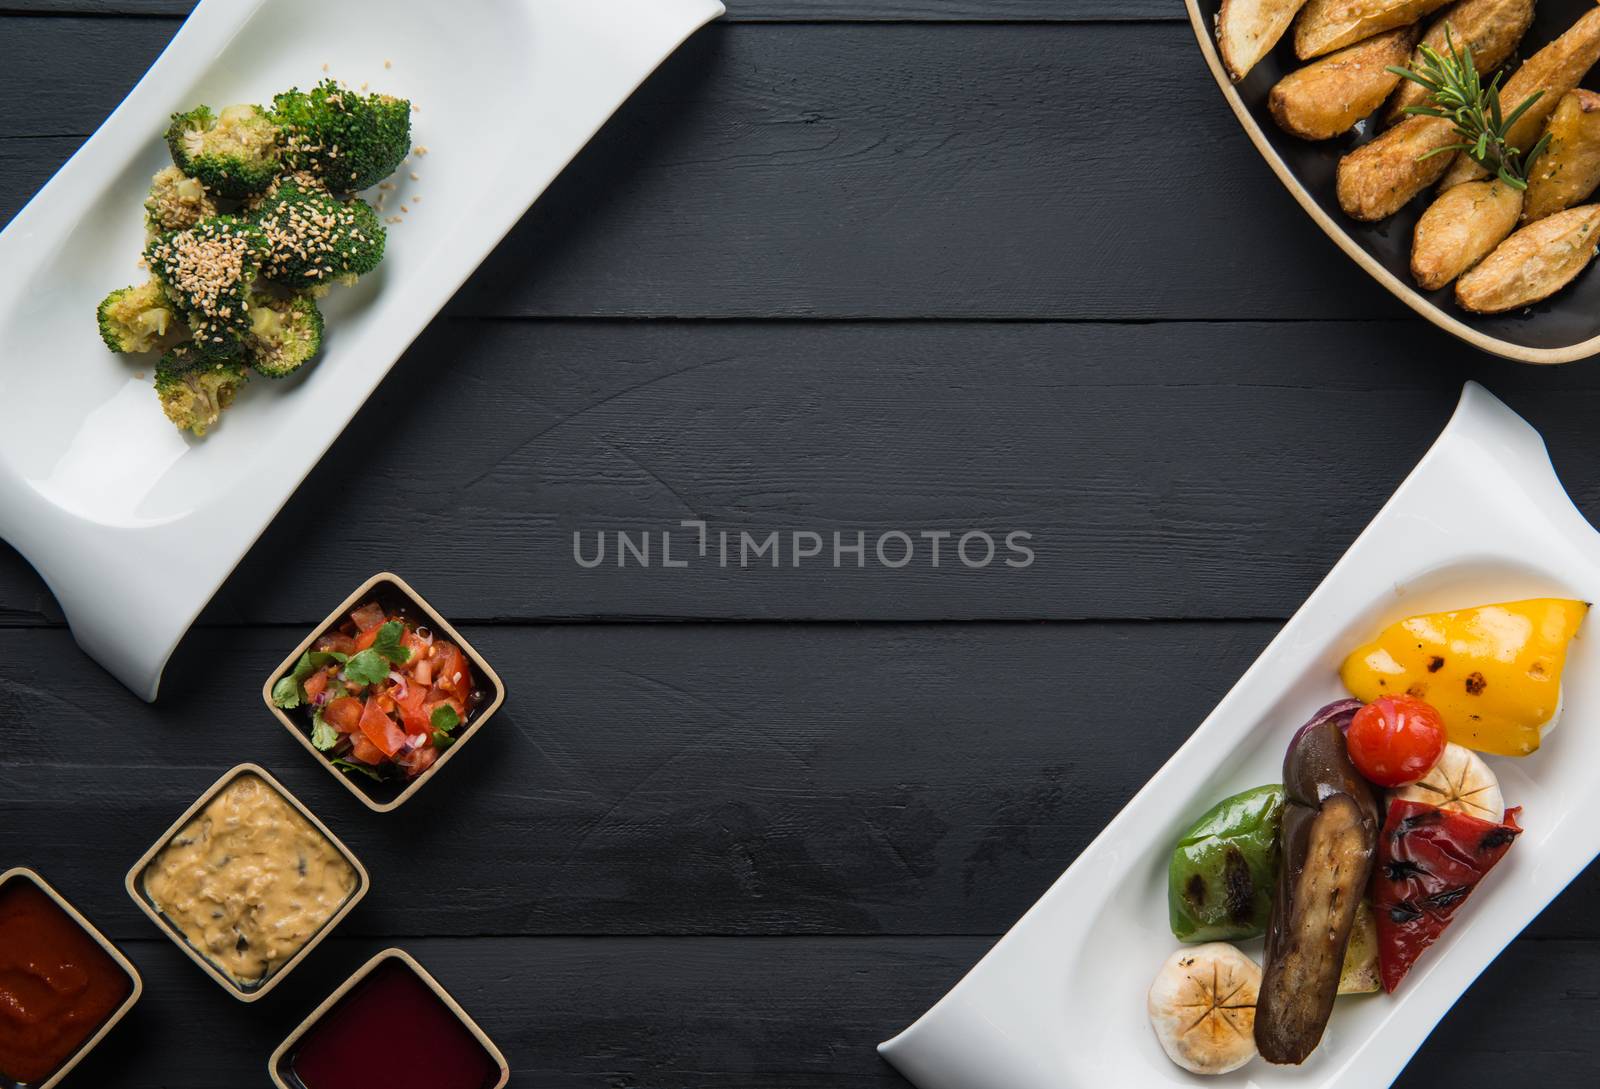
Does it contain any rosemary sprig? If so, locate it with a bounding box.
[1386,26,1549,190]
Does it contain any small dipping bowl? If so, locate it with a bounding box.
[262,572,506,813]
[269,948,509,1089]
[124,764,369,1002]
[0,868,142,1089]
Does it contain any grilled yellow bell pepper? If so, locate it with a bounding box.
[1340,598,1588,757]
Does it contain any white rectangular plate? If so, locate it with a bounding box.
[0,0,723,700]
[881,383,1600,1088]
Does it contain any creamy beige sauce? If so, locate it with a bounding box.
[143,773,355,986]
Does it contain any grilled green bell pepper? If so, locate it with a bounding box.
[1168,783,1284,942]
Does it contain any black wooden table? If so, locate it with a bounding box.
[1,3,1596,1086]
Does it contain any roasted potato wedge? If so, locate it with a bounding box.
[1270,27,1417,139]
[1455,204,1600,312]
[1337,114,1458,220]
[1439,6,1600,190]
[1386,0,1537,125]
[1525,90,1600,222]
[1219,0,1316,80]
[1412,179,1523,289]
[1295,0,1453,60]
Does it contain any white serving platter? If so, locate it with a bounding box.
[0,0,724,700]
[881,383,1600,1088]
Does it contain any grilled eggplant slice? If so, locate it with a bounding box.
[1255,702,1380,1065]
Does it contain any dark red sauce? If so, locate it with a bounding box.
[289,957,501,1089]
[0,877,133,1084]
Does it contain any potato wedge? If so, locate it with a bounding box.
[1386,0,1537,125]
[1525,90,1600,222]
[1338,114,1458,220]
[1220,0,1316,80]
[1411,179,1523,289]
[1455,204,1600,312]
[1439,6,1600,190]
[1295,0,1453,60]
[1270,28,1418,139]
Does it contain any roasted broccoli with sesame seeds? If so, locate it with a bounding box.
[240,169,329,214]
[251,181,386,290]
[273,80,410,192]
[165,104,282,198]
[154,350,248,437]
[244,291,323,378]
[145,215,268,349]
[144,165,218,235]
[97,280,181,353]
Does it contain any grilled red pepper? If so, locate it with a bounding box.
[1373,799,1522,992]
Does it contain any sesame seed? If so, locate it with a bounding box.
[384,59,393,69]
[322,62,330,72]
[400,205,408,214]
[413,145,429,156]
[409,172,420,181]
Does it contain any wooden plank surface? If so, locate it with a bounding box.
[0,1,1185,20]
[0,18,1408,321]
[3,5,1599,1087]
[5,320,1600,626]
[42,934,1600,1089]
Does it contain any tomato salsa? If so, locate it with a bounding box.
[273,599,485,784]
[288,957,502,1089]
[0,876,134,1084]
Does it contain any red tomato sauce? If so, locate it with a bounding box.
[289,958,501,1089]
[0,878,133,1084]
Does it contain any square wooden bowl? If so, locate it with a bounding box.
[123,763,369,1003]
[1186,0,1600,364]
[267,948,510,1089]
[262,572,506,813]
[0,868,142,1089]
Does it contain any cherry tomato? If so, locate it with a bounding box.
[1347,696,1447,787]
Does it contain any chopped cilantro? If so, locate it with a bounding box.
[309,710,340,751]
[342,621,411,686]
[430,703,461,733]
[331,758,386,782]
[271,650,341,709]
[433,730,457,750]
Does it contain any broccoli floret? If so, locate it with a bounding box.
[245,291,324,378]
[252,182,386,290]
[145,215,268,348]
[97,280,180,353]
[144,165,218,235]
[154,351,248,437]
[273,81,410,191]
[165,104,281,198]
[240,169,328,214]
